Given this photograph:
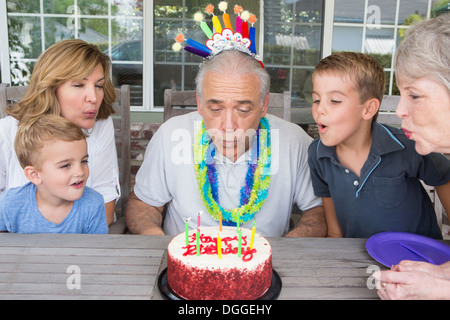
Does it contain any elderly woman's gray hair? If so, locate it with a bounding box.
[195,50,270,104]
[395,13,450,91]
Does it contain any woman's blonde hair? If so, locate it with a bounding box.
[15,114,87,170]
[7,39,116,122]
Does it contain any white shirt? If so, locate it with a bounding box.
[0,116,120,204]
[134,112,322,237]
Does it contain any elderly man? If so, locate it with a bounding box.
[126,49,325,237]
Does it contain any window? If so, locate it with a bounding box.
[1,0,447,113]
[3,0,144,107]
[332,0,447,95]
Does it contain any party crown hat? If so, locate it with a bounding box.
[172,2,264,68]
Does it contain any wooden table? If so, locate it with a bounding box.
[0,233,439,300]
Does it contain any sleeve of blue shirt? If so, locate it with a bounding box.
[417,152,450,186]
[82,187,108,234]
[307,138,331,197]
[0,191,10,232]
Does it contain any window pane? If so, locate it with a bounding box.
[292,24,321,66]
[113,0,143,17]
[7,0,40,13]
[154,64,180,107]
[110,18,143,107]
[332,26,363,52]
[8,16,42,59]
[399,0,429,25]
[364,27,395,68]
[367,0,396,25]
[292,68,314,108]
[263,0,323,106]
[44,0,74,14]
[334,0,365,23]
[78,0,108,15]
[44,17,75,48]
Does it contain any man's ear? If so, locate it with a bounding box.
[196,92,203,116]
[362,98,380,121]
[23,166,42,185]
[261,93,270,118]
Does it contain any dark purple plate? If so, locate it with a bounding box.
[366,232,450,267]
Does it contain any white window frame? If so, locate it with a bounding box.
[0,0,438,111]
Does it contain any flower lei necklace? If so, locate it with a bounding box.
[193,117,271,226]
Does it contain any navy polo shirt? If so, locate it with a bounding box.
[308,122,450,239]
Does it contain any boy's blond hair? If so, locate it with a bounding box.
[14,115,87,169]
[313,52,385,122]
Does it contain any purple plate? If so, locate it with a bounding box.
[366,232,450,267]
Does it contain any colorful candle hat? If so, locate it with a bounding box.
[172,2,264,68]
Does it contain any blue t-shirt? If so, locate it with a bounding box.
[0,182,108,234]
[308,123,450,239]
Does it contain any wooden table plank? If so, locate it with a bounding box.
[0,233,446,300]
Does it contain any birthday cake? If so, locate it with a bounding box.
[167,226,272,300]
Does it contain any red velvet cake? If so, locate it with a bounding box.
[167,226,272,300]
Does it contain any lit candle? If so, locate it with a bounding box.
[185,217,191,246]
[237,229,242,258]
[250,219,256,249]
[197,211,203,232]
[196,231,200,256]
[219,212,222,231]
[217,234,222,259]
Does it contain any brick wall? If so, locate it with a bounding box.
[130,122,162,189]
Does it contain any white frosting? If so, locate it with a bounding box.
[168,226,272,270]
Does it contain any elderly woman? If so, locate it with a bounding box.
[0,39,120,225]
[374,13,450,300]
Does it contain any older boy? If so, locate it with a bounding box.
[0,115,107,233]
[307,52,450,239]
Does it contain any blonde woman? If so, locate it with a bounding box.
[0,39,120,225]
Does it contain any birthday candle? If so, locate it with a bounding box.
[212,15,222,33]
[219,212,222,231]
[183,46,210,58]
[234,5,243,34]
[218,1,233,31]
[248,14,257,54]
[206,4,222,33]
[194,12,213,39]
[241,10,250,39]
[250,220,256,249]
[200,22,213,39]
[197,211,203,232]
[186,38,211,54]
[237,229,242,258]
[185,217,191,246]
[236,15,242,34]
[217,235,222,259]
[236,212,240,230]
[196,231,200,256]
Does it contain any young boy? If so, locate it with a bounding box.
[0,114,108,234]
[307,52,450,239]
